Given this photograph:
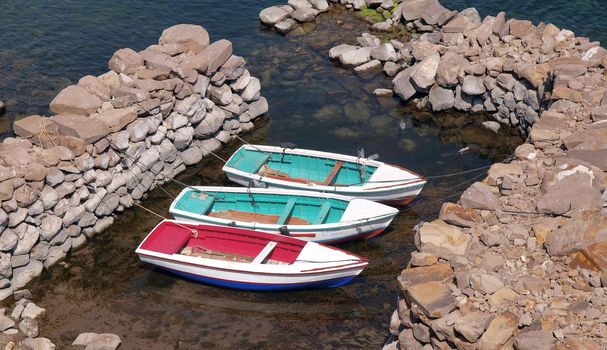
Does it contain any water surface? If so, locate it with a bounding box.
[0,0,551,348]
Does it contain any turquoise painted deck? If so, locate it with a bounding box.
[174,190,348,225]
[226,148,377,186]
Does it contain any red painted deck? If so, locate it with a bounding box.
[140,221,307,264]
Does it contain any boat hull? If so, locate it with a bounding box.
[225,172,425,205]
[169,187,399,243]
[138,253,365,291]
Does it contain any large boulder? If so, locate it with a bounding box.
[477,312,518,350]
[417,219,471,258]
[108,48,144,74]
[405,281,457,318]
[392,66,417,101]
[397,263,454,291]
[536,173,603,215]
[13,115,59,139]
[50,85,103,116]
[50,114,110,144]
[410,53,440,92]
[259,5,292,26]
[339,47,373,67]
[159,24,210,54]
[201,39,233,74]
[545,209,607,256]
[428,84,454,111]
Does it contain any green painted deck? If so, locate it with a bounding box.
[226,148,377,186]
[174,189,348,225]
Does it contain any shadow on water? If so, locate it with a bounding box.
[0,3,526,350]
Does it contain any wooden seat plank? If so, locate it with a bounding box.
[321,161,343,186]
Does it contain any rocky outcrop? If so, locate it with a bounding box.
[258,0,607,349]
[3,23,267,347]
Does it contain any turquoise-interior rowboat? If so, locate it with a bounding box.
[169,186,399,244]
[222,145,427,205]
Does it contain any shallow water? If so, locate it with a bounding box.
[0,1,536,348]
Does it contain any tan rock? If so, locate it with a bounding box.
[25,163,47,182]
[552,86,583,102]
[50,85,103,116]
[454,312,493,343]
[108,48,144,75]
[488,287,519,309]
[397,263,454,291]
[13,115,59,139]
[418,219,471,257]
[410,52,440,92]
[50,114,109,144]
[90,107,138,132]
[406,281,457,318]
[477,312,518,350]
[200,39,233,74]
[487,163,523,186]
[159,24,210,54]
[438,202,481,228]
[514,63,551,88]
[508,19,534,39]
[78,75,111,101]
[460,182,499,211]
[0,180,14,201]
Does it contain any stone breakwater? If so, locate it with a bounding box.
[0,23,266,348]
[259,0,607,348]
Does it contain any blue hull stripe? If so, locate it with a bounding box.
[161,267,357,291]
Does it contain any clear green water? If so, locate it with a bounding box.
[0,0,581,348]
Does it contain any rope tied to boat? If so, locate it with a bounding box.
[132,202,198,237]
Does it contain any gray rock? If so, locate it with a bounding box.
[11,260,43,289]
[370,43,397,61]
[291,7,319,22]
[329,44,357,60]
[40,215,62,241]
[44,246,66,268]
[392,66,417,101]
[19,317,39,337]
[94,193,120,217]
[240,77,261,102]
[462,75,487,95]
[460,182,499,210]
[0,252,11,278]
[0,314,15,331]
[8,207,28,227]
[0,229,18,251]
[259,6,292,26]
[454,312,492,342]
[11,254,29,268]
[73,333,121,349]
[31,242,50,261]
[93,216,114,235]
[354,59,382,73]
[410,53,440,92]
[339,47,373,67]
[180,147,203,166]
[537,173,603,214]
[173,126,194,150]
[21,302,46,319]
[275,18,299,34]
[207,84,233,106]
[428,84,454,111]
[62,205,85,227]
[470,273,505,294]
[22,337,56,350]
[14,225,40,255]
[308,0,329,12]
[514,330,556,350]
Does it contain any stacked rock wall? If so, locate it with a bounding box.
[0,24,267,302]
[258,1,607,348]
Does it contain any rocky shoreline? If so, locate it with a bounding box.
[260,0,607,349]
[0,24,266,349]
